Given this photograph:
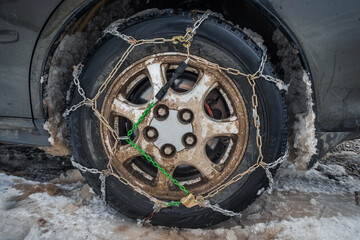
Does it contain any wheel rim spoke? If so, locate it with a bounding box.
[196,115,239,143]
[146,62,166,98]
[111,96,148,121]
[114,143,140,164]
[155,162,174,191]
[189,73,218,101]
[174,144,219,180]
[161,73,217,109]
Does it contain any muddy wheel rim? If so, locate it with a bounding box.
[101,53,249,200]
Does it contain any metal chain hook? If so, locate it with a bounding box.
[172,10,211,47]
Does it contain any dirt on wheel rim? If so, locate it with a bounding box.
[100,52,249,200]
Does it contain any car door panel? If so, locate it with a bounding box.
[0,0,61,118]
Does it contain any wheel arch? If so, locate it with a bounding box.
[30,0,101,120]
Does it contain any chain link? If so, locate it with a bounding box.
[260,74,288,91]
[99,172,107,202]
[66,10,288,218]
[63,64,93,117]
[262,143,290,194]
[104,28,138,44]
[190,10,211,35]
[63,99,87,117]
[172,10,210,47]
[70,156,108,204]
[199,200,242,217]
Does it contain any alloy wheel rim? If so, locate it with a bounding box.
[101,52,249,200]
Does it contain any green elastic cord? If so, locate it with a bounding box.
[125,102,191,206]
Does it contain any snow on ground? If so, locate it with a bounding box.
[1,140,360,239]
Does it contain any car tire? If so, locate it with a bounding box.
[67,10,287,228]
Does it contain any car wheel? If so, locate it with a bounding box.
[67,10,287,228]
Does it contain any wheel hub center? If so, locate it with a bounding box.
[150,109,193,152]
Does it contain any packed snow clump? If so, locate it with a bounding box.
[243,27,317,170]
[243,28,265,49]
[41,0,134,156]
[292,72,317,170]
[273,29,317,170]
[43,33,87,156]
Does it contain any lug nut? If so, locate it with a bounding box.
[147,129,156,138]
[161,144,176,157]
[158,107,167,117]
[182,133,197,147]
[185,135,195,145]
[155,104,169,120]
[179,109,194,123]
[182,111,192,121]
[164,146,173,155]
[144,126,158,141]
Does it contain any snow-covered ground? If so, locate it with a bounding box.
[1,140,360,240]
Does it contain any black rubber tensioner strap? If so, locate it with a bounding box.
[155,58,189,101]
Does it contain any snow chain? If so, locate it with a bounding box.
[64,11,289,219]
